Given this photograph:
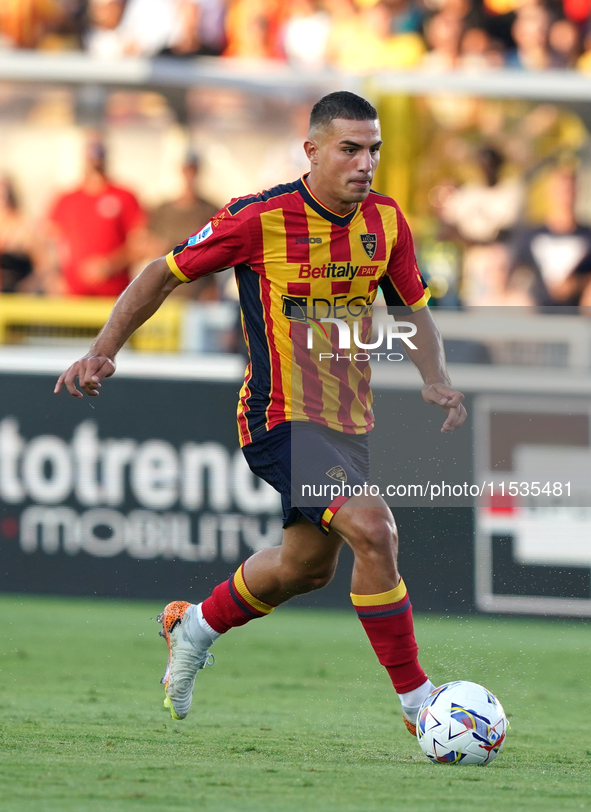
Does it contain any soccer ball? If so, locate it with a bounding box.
[416,681,507,766]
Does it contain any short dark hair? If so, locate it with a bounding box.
[309,91,378,132]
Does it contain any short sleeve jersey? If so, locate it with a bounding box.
[167,175,430,446]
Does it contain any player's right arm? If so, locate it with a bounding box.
[55,198,253,398]
[54,256,182,398]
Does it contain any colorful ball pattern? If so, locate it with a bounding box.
[416,681,507,766]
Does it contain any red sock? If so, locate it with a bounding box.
[201,563,275,634]
[351,578,427,694]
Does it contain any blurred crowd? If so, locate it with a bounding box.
[1,133,591,310]
[0,139,223,301]
[1,0,591,74]
[431,149,591,307]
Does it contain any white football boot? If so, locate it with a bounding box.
[158,601,216,720]
[400,679,435,736]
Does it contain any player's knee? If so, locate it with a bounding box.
[299,574,332,592]
[305,565,336,591]
[282,562,336,593]
[340,510,397,558]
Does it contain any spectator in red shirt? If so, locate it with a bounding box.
[45,140,145,297]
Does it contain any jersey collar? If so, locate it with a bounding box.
[297,175,359,227]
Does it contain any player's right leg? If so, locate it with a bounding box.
[158,601,217,720]
[159,517,342,720]
[159,421,345,719]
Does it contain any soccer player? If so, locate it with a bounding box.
[55,91,467,737]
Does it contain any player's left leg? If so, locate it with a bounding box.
[329,494,434,735]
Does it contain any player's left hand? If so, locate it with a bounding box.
[421,383,467,433]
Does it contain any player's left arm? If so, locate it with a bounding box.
[382,205,466,433]
[403,306,467,434]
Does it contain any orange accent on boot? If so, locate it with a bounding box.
[158,601,191,689]
[403,716,417,736]
[159,601,190,634]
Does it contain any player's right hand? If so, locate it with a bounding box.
[54,354,116,398]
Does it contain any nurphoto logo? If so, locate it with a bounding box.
[306,317,417,362]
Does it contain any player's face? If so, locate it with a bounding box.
[305,118,382,214]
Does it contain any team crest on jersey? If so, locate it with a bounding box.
[326,465,347,483]
[360,233,377,259]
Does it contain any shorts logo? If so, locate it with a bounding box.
[282,295,308,322]
[187,222,212,246]
[360,233,377,259]
[326,465,347,483]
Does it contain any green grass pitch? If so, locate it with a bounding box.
[0,594,590,812]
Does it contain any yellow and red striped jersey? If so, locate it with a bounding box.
[167,175,430,446]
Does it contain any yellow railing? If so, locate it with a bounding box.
[0,294,184,352]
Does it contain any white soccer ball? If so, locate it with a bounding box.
[416,681,507,766]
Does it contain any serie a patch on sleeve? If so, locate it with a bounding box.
[187,222,213,246]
